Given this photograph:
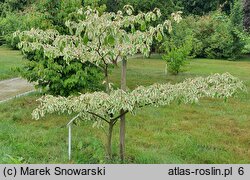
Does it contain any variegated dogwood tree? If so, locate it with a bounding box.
[15,6,244,161]
[15,5,181,160]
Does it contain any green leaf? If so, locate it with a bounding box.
[156,31,163,42]
[105,35,115,46]
[131,25,136,33]
[69,28,73,35]
[152,14,157,21]
[140,21,146,31]
[124,34,130,43]
[83,35,89,45]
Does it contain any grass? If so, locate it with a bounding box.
[0,52,250,163]
[0,45,23,80]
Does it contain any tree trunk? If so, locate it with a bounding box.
[120,110,125,162]
[243,0,250,31]
[105,66,110,94]
[107,122,114,160]
[120,58,127,162]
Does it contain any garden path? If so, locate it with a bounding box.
[0,78,34,103]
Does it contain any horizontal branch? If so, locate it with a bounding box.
[86,111,110,124]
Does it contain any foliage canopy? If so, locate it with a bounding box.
[33,73,245,127]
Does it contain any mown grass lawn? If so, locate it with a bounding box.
[0,52,249,163]
[0,46,23,80]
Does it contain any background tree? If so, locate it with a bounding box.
[173,0,233,15]
[0,0,84,47]
[0,0,32,17]
[1,0,247,59]
[117,0,176,20]
[171,7,246,60]
[243,0,250,31]
[104,0,233,17]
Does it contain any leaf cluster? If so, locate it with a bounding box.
[15,6,174,68]
[32,73,245,127]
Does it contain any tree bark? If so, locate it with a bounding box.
[121,58,127,90]
[104,66,110,94]
[120,58,127,162]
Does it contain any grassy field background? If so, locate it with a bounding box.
[0,47,249,164]
[0,46,23,80]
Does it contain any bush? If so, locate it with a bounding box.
[107,0,177,20]
[0,0,31,17]
[163,36,192,75]
[0,11,53,48]
[162,5,246,62]
[242,34,250,54]
[173,0,233,16]
[16,48,103,97]
[35,0,84,34]
[203,12,244,59]
[203,1,245,59]
[162,20,193,75]
[183,10,246,59]
[0,13,22,36]
[6,2,104,96]
[0,0,84,47]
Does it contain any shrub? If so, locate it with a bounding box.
[175,0,246,60]
[163,35,192,75]
[0,11,53,48]
[162,19,193,75]
[173,0,233,15]
[0,0,31,17]
[185,10,246,59]
[202,0,246,59]
[12,17,105,97]
[0,0,84,47]
[35,0,84,34]
[204,13,240,59]
[0,13,22,36]
[206,12,245,59]
[16,48,103,97]
[242,34,250,54]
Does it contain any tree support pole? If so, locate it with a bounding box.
[67,114,80,161]
[120,58,127,162]
[107,122,114,160]
[68,124,72,161]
